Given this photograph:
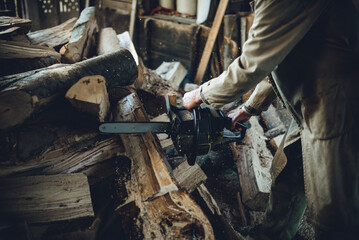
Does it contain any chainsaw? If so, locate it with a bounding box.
[99,96,246,165]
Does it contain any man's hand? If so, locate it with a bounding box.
[183,88,202,110]
[228,107,252,131]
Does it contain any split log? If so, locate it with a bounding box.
[0,49,138,130]
[0,40,61,76]
[65,75,111,122]
[173,159,207,193]
[155,61,187,89]
[260,104,286,139]
[230,116,273,211]
[113,93,214,239]
[0,173,94,223]
[61,7,98,63]
[27,17,77,49]
[97,27,121,55]
[0,16,31,33]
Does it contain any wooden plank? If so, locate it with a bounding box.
[194,0,229,85]
[0,173,94,223]
[173,159,207,193]
[129,0,137,39]
[0,16,31,32]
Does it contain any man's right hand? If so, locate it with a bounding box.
[228,107,252,132]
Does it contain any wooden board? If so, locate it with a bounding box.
[0,173,94,223]
[194,0,229,85]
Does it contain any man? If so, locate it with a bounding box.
[183,0,359,239]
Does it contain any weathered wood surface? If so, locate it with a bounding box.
[194,0,229,85]
[97,27,121,55]
[65,75,111,122]
[0,26,30,42]
[0,49,137,130]
[113,93,214,239]
[0,173,94,223]
[0,40,61,76]
[260,104,286,139]
[230,115,273,211]
[61,7,98,63]
[173,159,207,193]
[0,16,31,33]
[27,17,77,49]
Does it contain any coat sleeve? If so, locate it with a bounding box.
[246,77,277,113]
[200,0,327,108]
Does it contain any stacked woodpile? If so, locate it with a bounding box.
[0,3,296,240]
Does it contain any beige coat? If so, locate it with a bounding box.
[201,0,359,233]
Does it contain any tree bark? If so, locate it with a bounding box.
[0,49,137,130]
[113,93,214,239]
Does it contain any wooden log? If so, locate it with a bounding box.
[260,104,286,139]
[113,93,214,239]
[0,16,31,33]
[0,173,94,223]
[0,40,61,76]
[0,26,30,42]
[0,49,138,130]
[194,0,229,85]
[61,7,98,63]
[97,27,121,55]
[236,192,248,226]
[27,17,77,49]
[65,75,111,122]
[173,159,207,193]
[229,116,273,211]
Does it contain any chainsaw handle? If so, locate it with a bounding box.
[223,116,247,141]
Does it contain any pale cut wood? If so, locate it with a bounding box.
[173,159,207,193]
[113,93,214,239]
[65,75,111,122]
[0,173,94,223]
[194,0,229,85]
[27,17,77,49]
[62,7,98,63]
[0,49,137,130]
[97,27,121,55]
[0,40,61,76]
[261,104,286,139]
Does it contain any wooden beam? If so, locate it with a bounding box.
[0,173,94,223]
[194,0,229,85]
[129,0,137,39]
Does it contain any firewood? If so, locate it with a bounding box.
[27,17,77,49]
[97,27,121,55]
[0,16,31,33]
[112,93,214,239]
[260,104,286,139]
[0,173,94,223]
[0,40,61,76]
[61,7,98,63]
[0,49,138,130]
[65,75,111,122]
[173,159,207,193]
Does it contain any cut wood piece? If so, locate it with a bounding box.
[113,93,214,239]
[261,104,286,139]
[151,113,173,149]
[173,159,207,193]
[155,61,188,89]
[27,17,77,49]
[117,31,139,65]
[196,184,244,240]
[0,40,61,76]
[0,49,137,130]
[194,0,229,85]
[0,16,31,33]
[97,27,121,55]
[231,143,271,211]
[0,173,94,223]
[65,75,110,122]
[61,7,98,63]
